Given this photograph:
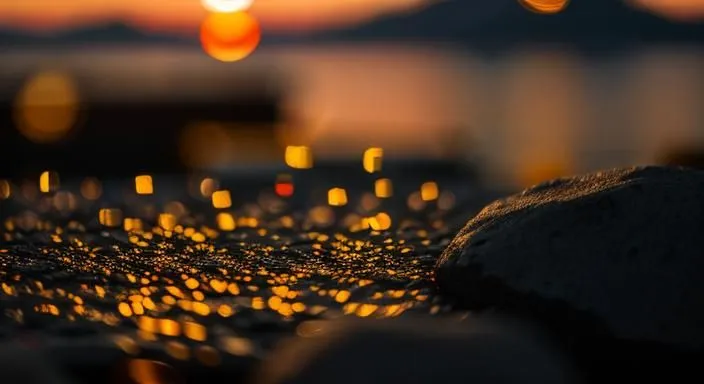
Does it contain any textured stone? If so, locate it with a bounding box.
[436,166,704,349]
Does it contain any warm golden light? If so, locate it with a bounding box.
[184,321,207,341]
[216,212,236,231]
[80,177,102,200]
[519,0,570,14]
[135,175,154,195]
[328,188,348,206]
[123,218,143,232]
[158,213,177,231]
[200,11,261,62]
[363,147,383,173]
[202,0,253,13]
[39,171,59,193]
[14,71,79,143]
[374,178,393,198]
[275,174,294,197]
[212,190,232,209]
[420,182,439,201]
[0,180,10,199]
[368,212,392,231]
[285,146,314,169]
[99,208,123,227]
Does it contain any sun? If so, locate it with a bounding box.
[201,0,254,13]
[519,0,570,14]
[200,11,261,62]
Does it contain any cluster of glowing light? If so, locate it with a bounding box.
[0,180,10,199]
[14,71,79,143]
[420,182,439,201]
[285,145,314,169]
[327,188,348,207]
[135,175,154,195]
[124,218,144,232]
[99,208,123,227]
[202,0,253,13]
[363,147,384,173]
[368,212,392,231]
[275,174,294,197]
[158,213,177,231]
[212,190,232,209]
[519,0,570,14]
[374,178,393,198]
[200,11,261,63]
[39,171,59,193]
[80,177,102,200]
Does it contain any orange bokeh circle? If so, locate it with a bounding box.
[200,11,261,62]
[519,0,570,14]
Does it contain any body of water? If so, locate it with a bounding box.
[1,44,703,187]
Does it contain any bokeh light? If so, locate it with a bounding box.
[202,0,254,13]
[80,177,102,200]
[519,0,570,14]
[285,146,314,169]
[0,180,11,199]
[14,71,80,143]
[328,188,348,206]
[39,171,59,193]
[363,147,384,173]
[212,190,233,209]
[200,11,261,63]
[99,208,123,227]
[275,174,294,197]
[135,175,154,195]
[374,178,393,198]
[420,182,439,202]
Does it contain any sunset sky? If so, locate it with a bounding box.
[0,0,701,34]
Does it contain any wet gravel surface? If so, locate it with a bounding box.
[0,165,497,382]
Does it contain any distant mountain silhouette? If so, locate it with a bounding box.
[304,0,704,49]
[0,22,192,47]
[1,0,703,50]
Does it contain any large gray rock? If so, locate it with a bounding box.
[436,166,704,350]
[251,316,580,384]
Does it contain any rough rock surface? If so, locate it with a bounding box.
[436,166,704,349]
[251,316,580,384]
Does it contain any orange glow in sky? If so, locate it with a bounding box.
[0,0,428,33]
[0,0,701,34]
[628,0,704,21]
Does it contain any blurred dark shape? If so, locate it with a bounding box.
[657,146,704,170]
[111,359,184,384]
[307,0,704,51]
[0,22,191,48]
[251,315,581,384]
[0,342,74,384]
[0,65,284,178]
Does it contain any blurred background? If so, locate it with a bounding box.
[1,0,703,188]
